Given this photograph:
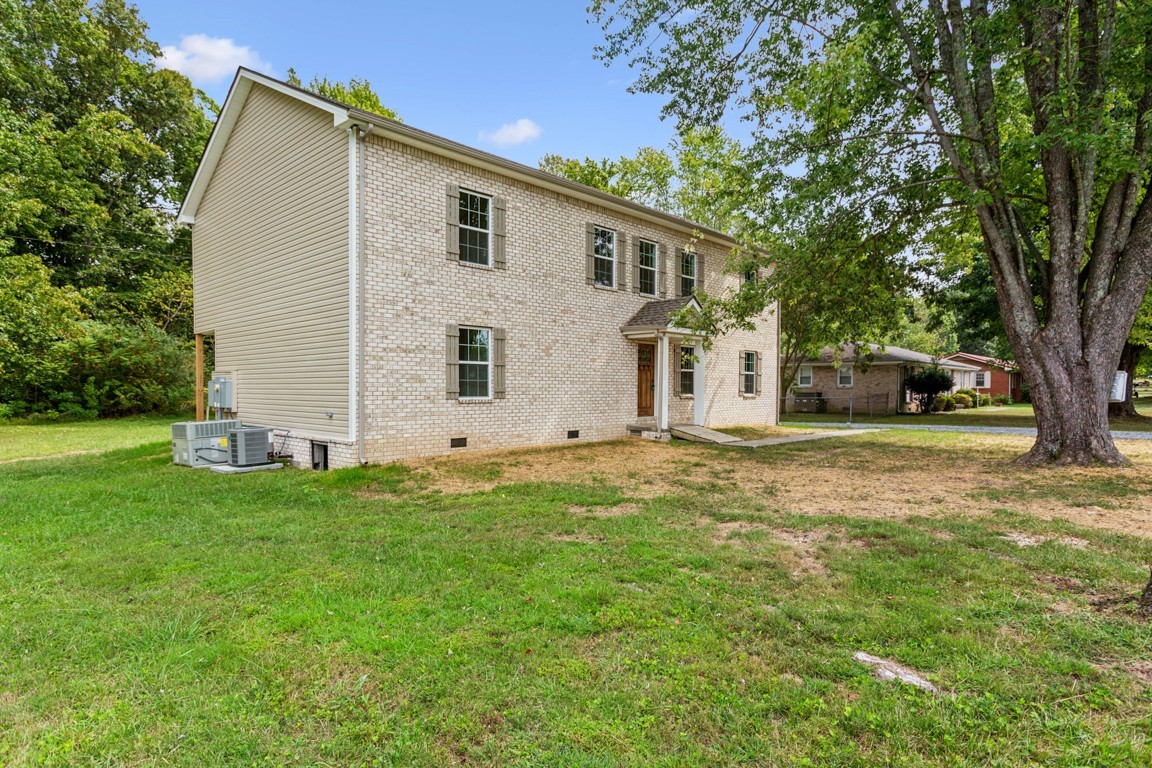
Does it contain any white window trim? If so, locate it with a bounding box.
[680,250,697,294]
[593,226,616,289]
[638,238,658,296]
[680,345,696,398]
[742,351,757,396]
[974,370,988,388]
[837,365,854,387]
[796,365,813,388]
[458,189,492,267]
[458,326,492,401]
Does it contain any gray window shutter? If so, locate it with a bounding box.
[632,239,641,294]
[658,244,667,298]
[672,342,682,397]
[585,223,595,284]
[677,250,687,297]
[493,196,507,269]
[493,327,507,399]
[696,252,705,293]
[445,324,459,399]
[445,184,460,260]
[755,351,763,395]
[616,233,627,291]
[739,351,746,395]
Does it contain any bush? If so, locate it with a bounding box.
[955,388,977,400]
[931,394,956,412]
[953,393,973,409]
[978,394,992,406]
[905,366,956,413]
[992,393,1012,406]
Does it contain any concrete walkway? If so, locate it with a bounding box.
[787,422,1152,441]
[728,430,880,448]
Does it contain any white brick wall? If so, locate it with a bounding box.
[348,134,779,467]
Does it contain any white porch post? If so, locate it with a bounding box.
[693,342,706,426]
[656,333,670,431]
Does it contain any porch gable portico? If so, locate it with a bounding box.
[621,296,706,431]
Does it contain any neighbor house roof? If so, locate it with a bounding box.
[943,352,1018,371]
[806,343,981,371]
[178,68,738,247]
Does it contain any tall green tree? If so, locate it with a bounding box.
[0,0,213,330]
[593,0,1152,465]
[286,69,399,120]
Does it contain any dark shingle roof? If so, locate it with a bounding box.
[622,296,696,330]
[806,343,981,370]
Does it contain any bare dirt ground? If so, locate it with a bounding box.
[406,431,1152,538]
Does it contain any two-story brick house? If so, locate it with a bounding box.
[178,69,779,468]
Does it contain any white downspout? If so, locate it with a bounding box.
[355,125,372,465]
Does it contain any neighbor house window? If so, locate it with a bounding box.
[680,345,696,396]
[638,239,658,296]
[797,365,813,388]
[743,351,757,395]
[593,227,616,288]
[458,327,491,398]
[837,365,854,387]
[458,190,491,266]
[680,250,697,296]
[975,370,988,388]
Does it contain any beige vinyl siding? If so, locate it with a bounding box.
[192,83,350,437]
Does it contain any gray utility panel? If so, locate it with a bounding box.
[208,376,234,410]
[172,419,242,467]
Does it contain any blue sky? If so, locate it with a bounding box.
[137,0,680,167]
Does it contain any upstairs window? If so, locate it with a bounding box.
[638,239,658,296]
[679,345,696,396]
[458,327,491,398]
[593,227,616,288]
[679,250,697,296]
[458,190,491,266]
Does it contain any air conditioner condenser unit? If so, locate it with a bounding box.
[228,427,273,467]
[172,420,242,467]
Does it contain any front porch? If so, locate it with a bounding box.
[621,296,708,433]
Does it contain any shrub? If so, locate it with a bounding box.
[953,392,973,408]
[955,388,977,400]
[992,393,1012,406]
[905,366,956,413]
[931,394,956,412]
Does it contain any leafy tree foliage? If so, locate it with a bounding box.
[286,68,399,120]
[905,367,956,415]
[592,0,1152,465]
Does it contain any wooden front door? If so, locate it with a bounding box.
[637,344,655,417]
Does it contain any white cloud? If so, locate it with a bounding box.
[479,118,542,147]
[156,34,271,85]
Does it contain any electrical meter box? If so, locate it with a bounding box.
[172,419,241,467]
[1110,371,1129,403]
[208,375,234,411]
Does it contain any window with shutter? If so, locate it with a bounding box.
[445,184,460,260]
[445,324,460,399]
[457,189,491,266]
[492,196,507,269]
[458,327,492,399]
[679,250,697,296]
[742,351,756,395]
[592,226,617,288]
[679,345,696,397]
[637,239,658,296]
[492,327,506,398]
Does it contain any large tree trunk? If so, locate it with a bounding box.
[1108,343,1142,419]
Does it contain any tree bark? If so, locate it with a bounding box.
[1140,567,1152,618]
[1108,343,1142,418]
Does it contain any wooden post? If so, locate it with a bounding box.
[195,333,205,421]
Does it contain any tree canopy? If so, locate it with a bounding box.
[286,68,399,120]
[592,0,1152,465]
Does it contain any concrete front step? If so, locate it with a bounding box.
[668,424,743,444]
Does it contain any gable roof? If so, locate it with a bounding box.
[943,352,1018,371]
[806,343,981,371]
[622,296,699,331]
[178,69,738,247]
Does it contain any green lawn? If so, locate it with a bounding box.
[784,400,1152,430]
[0,415,176,462]
[2,422,1151,765]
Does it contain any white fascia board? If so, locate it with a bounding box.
[177,68,350,225]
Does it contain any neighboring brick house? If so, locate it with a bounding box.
[178,69,779,468]
[789,344,980,415]
[942,352,1023,402]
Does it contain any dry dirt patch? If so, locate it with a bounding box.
[404,434,1152,537]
